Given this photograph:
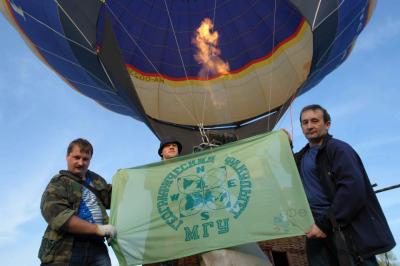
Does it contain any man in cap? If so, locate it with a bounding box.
[39,138,116,266]
[145,137,183,266]
[158,137,183,160]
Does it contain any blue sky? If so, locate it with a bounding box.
[0,1,399,265]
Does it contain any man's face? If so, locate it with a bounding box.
[161,143,179,160]
[66,145,92,177]
[301,109,330,146]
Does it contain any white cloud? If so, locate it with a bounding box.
[0,235,42,266]
[0,170,49,245]
[356,17,400,52]
[0,135,66,246]
[327,100,367,120]
[355,135,400,152]
[389,217,400,227]
[378,192,400,210]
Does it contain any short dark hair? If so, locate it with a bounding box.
[67,138,93,156]
[300,104,331,123]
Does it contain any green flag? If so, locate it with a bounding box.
[110,130,313,265]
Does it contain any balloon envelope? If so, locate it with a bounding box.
[0,0,376,152]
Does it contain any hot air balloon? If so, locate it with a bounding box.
[0,0,376,154]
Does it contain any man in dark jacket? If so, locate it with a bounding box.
[295,104,395,266]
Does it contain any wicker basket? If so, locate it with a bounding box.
[259,236,308,266]
[176,255,201,266]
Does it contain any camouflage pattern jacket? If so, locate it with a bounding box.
[38,170,112,265]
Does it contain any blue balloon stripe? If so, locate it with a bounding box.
[103,0,303,78]
[300,0,371,96]
[7,0,139,119]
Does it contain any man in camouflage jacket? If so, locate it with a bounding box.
[38,138,116,265]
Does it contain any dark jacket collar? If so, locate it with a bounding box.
[297,133,333,158]
[320,133,333,149]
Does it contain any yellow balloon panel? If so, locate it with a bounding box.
[130,22,312,126]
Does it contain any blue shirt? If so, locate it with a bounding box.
[300,145,331,215]
[77,173,103,224]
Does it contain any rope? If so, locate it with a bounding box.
[65,78,116,94]
[276,1,366,134]
[56,1,119,93]
[106,3,199,125]
[266,0,278,131]
[164,0,198,123]
[20,5,96,55]
[162,0,190,83]
[34,43,116,93]
[105,4,163,78]
[194,123,220,152]
[312,0,322,30]
[198,123,210,144]
[162,0,200,124]
[54,0,93,47]
[289,100,294,141]
[314,1,366,67]
[312,0,346,30]
[12,2,129,96]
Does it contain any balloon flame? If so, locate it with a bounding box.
[192,18,230,78]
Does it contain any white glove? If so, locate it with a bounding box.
[96,224,117,238]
